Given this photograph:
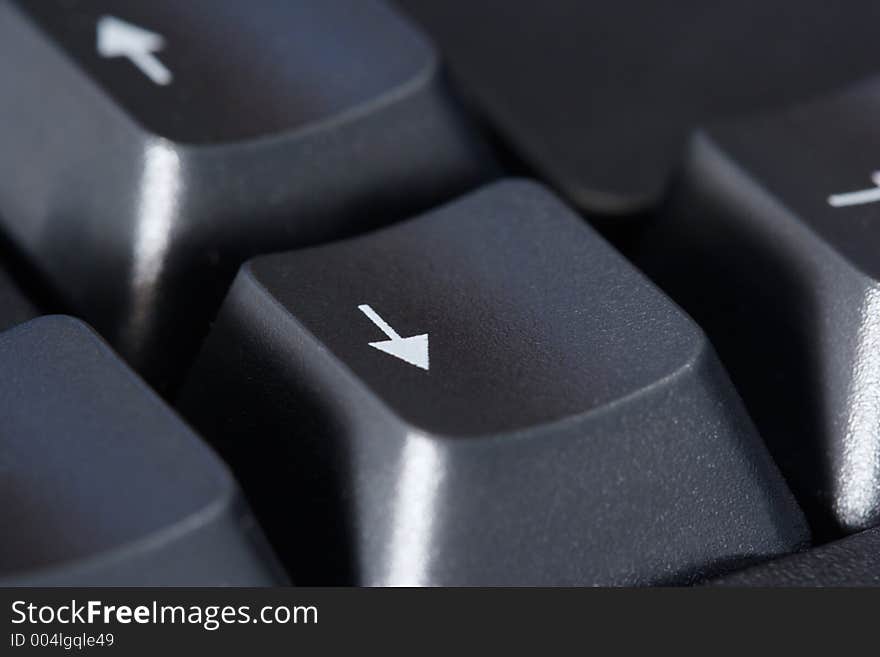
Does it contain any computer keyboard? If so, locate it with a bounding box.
[1,0,878,587]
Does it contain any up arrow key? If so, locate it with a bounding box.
[97,16,173,86]
[358,304,429,371]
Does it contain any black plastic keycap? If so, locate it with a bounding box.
[712,528,880,587]
[395,0,880,213]
[179,180,809,586]
[0,316,284,586]
[631,77,880,538]
[0,0,492,387]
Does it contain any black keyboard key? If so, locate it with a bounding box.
[179,180,808,586]
[712,528,880,587]
[631,78,880,537]
[0,316,284,586]
[0,0,492,387]
[395,0,880,213]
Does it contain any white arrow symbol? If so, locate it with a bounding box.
[97,16,173,86]
[358,304,429,371]
[828,171,880,208]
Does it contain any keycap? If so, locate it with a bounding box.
[395,0,880,213]
[630,77,880,538]
[178,180,809,586]
[712,527,880,587]
[0,316,285,586]
[0,0,493,388]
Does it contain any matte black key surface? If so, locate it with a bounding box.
[712,528,880,587]
[630,78,880,537]
[0,316,283,586]
[395,0,880,212]
[180,180,808,586]
[0,0,491,387]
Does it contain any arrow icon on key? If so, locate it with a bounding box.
[828,171,880,208]
[97,16,173,86]
[358,304,429,371]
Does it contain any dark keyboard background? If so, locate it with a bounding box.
[2,0,880,586]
